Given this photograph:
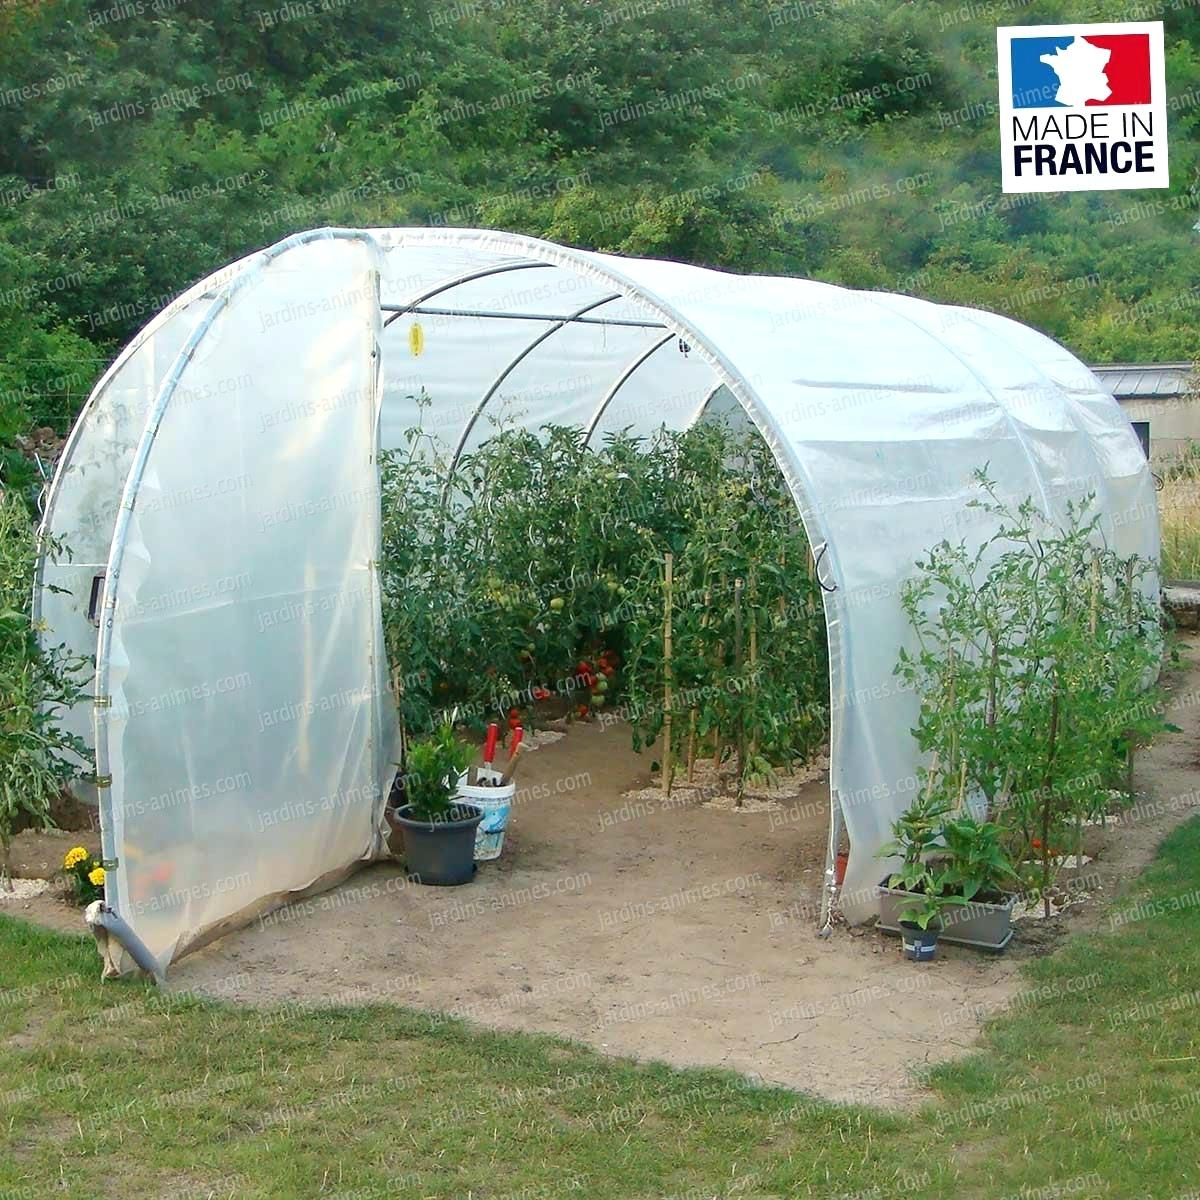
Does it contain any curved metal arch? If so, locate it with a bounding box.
[381,260,552,328]
[389,304,666,330]
[441,292,623,494]
[582,333,674,446]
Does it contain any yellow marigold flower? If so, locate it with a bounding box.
[88,866,106,887]
[64,847,89,870]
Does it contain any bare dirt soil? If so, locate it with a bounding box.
[11,637,1200,1107]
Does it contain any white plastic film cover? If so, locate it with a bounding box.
[369,230,1153,922]
[35,299,211,768]
[95,233,389,967]
[38,226,1156,956]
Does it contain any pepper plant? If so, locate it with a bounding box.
[938,813,1018,904]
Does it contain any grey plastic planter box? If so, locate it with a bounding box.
[877,878,1015,952]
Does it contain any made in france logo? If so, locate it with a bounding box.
[997,22,1168,193]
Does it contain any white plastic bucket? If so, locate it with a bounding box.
[456,767,515,861]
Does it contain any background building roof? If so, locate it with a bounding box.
[1091,362,1195,400]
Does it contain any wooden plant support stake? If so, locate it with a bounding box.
[734,576,746,807]
[663,551,675,797]
[1090,553,1100,638]
[391,662,408,771]
[994,764,1014,817]
[748,568,759,761]
[686,587,712,783]
[985,636,998,732]
[923,750,940,803]
[947,645,958,777]
[712,574,726,773]
[1041,687,1061,920]
[1124,556,1136,801]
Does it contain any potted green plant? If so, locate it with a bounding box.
[934,812,1019,950]
[390,723,482,886]
[893,878,964,962]
[877,793,970,961]
[877,800,1018,953]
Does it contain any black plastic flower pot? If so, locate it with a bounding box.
[899,920,941,962]
[393,803,484,886]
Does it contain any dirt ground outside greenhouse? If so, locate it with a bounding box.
[10,635,1200,1109]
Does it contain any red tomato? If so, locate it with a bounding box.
[576,703,589,717]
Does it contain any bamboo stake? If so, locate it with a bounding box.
[712,573,725,772]
[686,587,712,782]
[663,551,675,797]
[923,750,941,804]
[748,567,758,762]
[995,764,1014,817]
[1041,688,1061,919]
[947,646,958,777]
[734,576,745,807]
[985,636,998,731]
[1124,557,1136,801]
[391,663,407,772]
[1089,553,1100,638]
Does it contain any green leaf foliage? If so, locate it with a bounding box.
[1,0,1198,471]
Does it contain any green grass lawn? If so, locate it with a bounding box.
[5,821,1200,1199]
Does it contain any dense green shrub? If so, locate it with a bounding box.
[0,489,91,878]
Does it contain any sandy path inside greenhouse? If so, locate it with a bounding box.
[12,636,1200,1108]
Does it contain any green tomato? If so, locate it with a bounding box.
[549,597,565,612]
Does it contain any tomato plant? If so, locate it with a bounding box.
[378,408,829,786]
[620,423,828,797]
[895,470,1174,914]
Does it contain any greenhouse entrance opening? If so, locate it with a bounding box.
[35,227,1157,984]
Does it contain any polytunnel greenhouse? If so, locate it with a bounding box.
[34,226,1158,975]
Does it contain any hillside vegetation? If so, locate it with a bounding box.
[1,0,1198,483]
